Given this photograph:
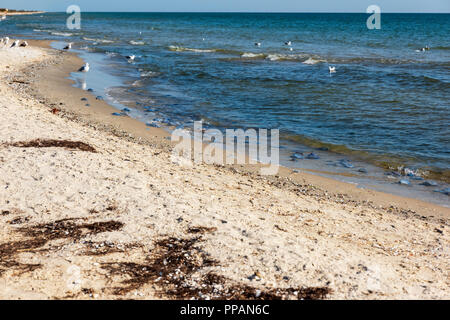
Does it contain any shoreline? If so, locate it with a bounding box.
[0,41,448,299]
[2,11,45,16]
[46,42,449,206]
[35,40,449,216]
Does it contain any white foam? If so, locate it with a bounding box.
[241,52,265,58]
[51,32,73,37]
[83,37,115,43]
[303,57,321,65]
[129,40,145,45]
[169,45,215,53]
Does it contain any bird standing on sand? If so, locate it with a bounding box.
[20,41,28,47]
[10,40,19,48]
[78,63,90,73]
[3,37,9,46]
[63,43,72,50]
[329,66,336,73]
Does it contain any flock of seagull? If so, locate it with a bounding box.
[0,36,344,74]
[256,40,337,73]
[0,37,28,48]
[1,36,338,74]
[60,42,136,73]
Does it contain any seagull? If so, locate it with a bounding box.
[285,41,292,46]
[329,66,336,73]
[20,41,28,47]
[4,37,9,46]
[10,40,19,48]
[63,43,72,50]
[78,63,90,72]
[125,55,135,61]
[255,42,261,47]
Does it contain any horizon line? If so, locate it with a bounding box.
[36,11,450,14]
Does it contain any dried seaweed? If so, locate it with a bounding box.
[0,219,123,276]
[187,226,218,234]
[102,227,331,300]
[6,139,97,153]
[82,241,142,256]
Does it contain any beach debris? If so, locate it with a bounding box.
[329,66,336,73]
[248,271,262,281]
[19,41,28,47]
[87,88,94,92]
[420,181,438,187]
[51,108,60,114]
[0,219,123,276]
[63,43,72,50]
[398,179,410,185]
[6,139,97,153]
[386,171,401,177]
[187,226,217,234]
[306,152,320,160]
[101,230,331,300]
[112,112,125,116]
[122,107,131,112]
[143,106,156,112]
[96,96,103,100]
[290,152,304,161]
[434,188,450,196]
[85,104,90,107]
[146,122,161,128]
[78,63,90,72]
[81,97,88,101]
[339,159,354,168]
[316,147,329,151]
[358,168,368,174]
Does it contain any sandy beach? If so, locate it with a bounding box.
[0,41,448,300]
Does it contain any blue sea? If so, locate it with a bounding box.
[1,13,449,204]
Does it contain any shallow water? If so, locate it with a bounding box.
[2,12,449,205]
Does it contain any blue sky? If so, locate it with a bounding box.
[2,0,449,13]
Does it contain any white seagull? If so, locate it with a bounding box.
[63,43,72,50]
[10,40,19,48]
[20,41,28,47]
[78,63,90,72]
[329,66,336,73]
[285,41,292,46]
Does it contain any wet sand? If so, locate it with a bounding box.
[0,41,448,299]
